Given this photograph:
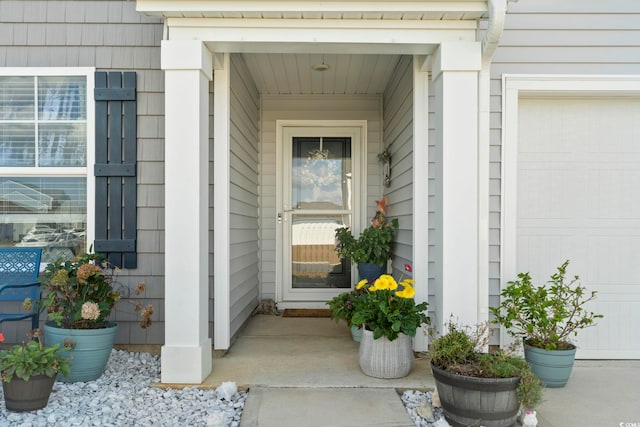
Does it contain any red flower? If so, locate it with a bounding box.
[404,264,412,273]
[0,331,4,343]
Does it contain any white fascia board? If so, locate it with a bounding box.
[138,1,488,15]
[168,17,478,30]
[167,21,476,54]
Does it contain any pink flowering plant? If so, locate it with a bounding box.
[351,264,429,341]
[38,252,153,330]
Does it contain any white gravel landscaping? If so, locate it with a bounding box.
[0,349,456,427]
[401,390,451,427]
[0,350,247,427]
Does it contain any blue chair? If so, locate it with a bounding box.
[0,248,43,332]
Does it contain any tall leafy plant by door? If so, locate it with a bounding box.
[335,197,398,267]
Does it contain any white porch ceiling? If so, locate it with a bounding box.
[138,1,490,94]
[241,53,402,95]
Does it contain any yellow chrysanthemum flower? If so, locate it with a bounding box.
[400,278,416,286]
[373,274,398,291]
[356,279,368,290]
[396,284,416,299]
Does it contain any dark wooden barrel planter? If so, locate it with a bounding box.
[431,363,520,427]
[2,374,56,412]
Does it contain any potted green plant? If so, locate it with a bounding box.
[352,268,429,378]
[335,196,398,281]
[37,251,154,382]
[326,288,366,341]
[490,260,603,387]
[429,321,543,427]
[0,329,71,412]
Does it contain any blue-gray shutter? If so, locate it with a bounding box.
[94,71,137,269]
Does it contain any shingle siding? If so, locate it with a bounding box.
[0,1,164,344]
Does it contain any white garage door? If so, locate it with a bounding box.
[517,97,640,359]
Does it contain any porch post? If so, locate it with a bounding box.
[160,40,213,383]
[432,42,482,333]
[413,56,430,352]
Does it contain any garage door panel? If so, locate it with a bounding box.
[518,233,640,284]
[575,299,640,359]
[589,169,640,218]
[519,98,640,155]
[588,236,640,284]
[516,97,640,359]
[518,168,585,218]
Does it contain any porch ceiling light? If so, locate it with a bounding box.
[312,62,330,71]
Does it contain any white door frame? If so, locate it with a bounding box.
[275,120,367,308]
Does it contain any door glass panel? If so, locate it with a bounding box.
[289,136,352,289]
[292,137,351,210]
[291,214,351,289]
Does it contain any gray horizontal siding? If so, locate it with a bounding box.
[487,0,640,344]
[229,54,260,337]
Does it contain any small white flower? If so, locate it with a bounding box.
[81,301,101,320]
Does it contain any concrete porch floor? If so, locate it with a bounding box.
[201,314,435,389]
[190,314,640,427]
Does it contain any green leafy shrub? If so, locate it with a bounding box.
[490,260,603,350]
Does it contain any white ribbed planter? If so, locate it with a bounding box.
[358,329,413,379]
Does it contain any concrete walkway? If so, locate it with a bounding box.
[536,360,640,427]
[241,387,414,427]
[199,315,640,427]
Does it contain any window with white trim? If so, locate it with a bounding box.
[0,69,94,262]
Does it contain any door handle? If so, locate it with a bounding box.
[277,208,295,224]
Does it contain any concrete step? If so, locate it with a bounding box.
[240,387,415,427]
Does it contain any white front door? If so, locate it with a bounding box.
[277,122,365,305]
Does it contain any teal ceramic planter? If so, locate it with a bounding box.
[43,322,118,383]
[524,343,576,388]
[350,325,363,342]
[357,263,385,283]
